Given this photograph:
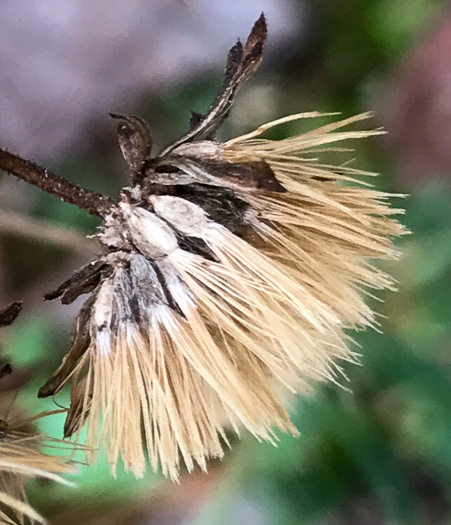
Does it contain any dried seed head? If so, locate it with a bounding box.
[38,14,405,481]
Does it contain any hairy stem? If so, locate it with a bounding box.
[0,149,114,217]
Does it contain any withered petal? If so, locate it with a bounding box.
[110,113,152,179]
[162,155,285,193]
[45,259,110,304]
[64,379,92,438]
[157,13,267,155]
[38,295,95,398]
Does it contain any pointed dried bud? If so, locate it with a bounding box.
[110,113,152,179]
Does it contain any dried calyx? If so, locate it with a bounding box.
[0,14,405,481]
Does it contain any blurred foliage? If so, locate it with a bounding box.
[2,0,451,524]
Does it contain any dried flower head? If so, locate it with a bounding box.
[0,14,405,481]
[0,303,73,524]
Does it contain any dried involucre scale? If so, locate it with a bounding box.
[34,14,405,481]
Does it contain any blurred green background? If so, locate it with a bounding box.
[2,1,451,523]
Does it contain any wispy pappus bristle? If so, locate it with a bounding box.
[223,112,405,328]
[0,410,74,524]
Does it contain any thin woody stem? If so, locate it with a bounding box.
[0,149,114,217]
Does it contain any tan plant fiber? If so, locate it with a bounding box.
[0,409,74,524]
[222,112,404,326]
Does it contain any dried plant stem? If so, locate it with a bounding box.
[0,149,114,217]
[0,209,96,255]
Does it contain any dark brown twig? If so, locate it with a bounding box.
[0,149,114,217]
